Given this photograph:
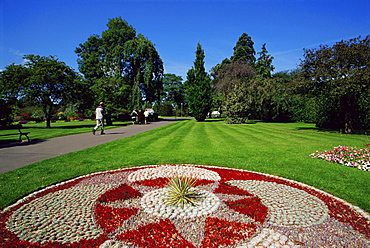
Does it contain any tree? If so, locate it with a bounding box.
[265,70,316,123]
[123,34,164,106]
[0,55,85,128]
[300,36,370,133]
[212,60,255,123]
[185,43,212,121]
[75,17,163,115]
[231,33,256,66]
[256,43,275,78]
[161,74,185,108]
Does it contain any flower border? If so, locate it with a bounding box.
[1,164,369,247]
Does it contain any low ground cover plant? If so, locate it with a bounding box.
[310,144,370,171]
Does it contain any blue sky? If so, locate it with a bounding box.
[1,0,369,80]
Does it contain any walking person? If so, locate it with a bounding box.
[144,109,150,124]
[92,102,105,135]
[131,110,138,125]
[137,110,143,124]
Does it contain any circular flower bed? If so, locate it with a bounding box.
[1,164,369,247]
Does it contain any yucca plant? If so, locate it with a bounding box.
[162,177,203,208]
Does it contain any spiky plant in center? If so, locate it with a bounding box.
[162,177,203,208]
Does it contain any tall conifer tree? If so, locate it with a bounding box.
[231,33,256,66]
[256,43,275,78]
[185,43,212,121]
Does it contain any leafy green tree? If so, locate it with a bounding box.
[124,34,164,106]
[270,70,317,123]
[231,33,256,66]
[256,43,274,78]
[74,35,104,80]
[185,43,212,121]
[161,74,185,108]
[253,75,295,122]
[0,64,30,101]
[75,17,163,116]
[212,60,255,123]
[222,80,251,124]
[300,36,370,133]
[0,55,85,128]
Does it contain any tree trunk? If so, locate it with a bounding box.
[344,111,353,134]
[44,104,52,129]
[343,96,354,134]
[105,115,113,126]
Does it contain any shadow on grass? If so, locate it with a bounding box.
[306,128,369,135]
[296,125,370,135]
[204,119,224,122]
[158,118,192,122]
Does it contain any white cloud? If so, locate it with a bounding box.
[9,48,24,57]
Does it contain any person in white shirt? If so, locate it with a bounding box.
[92,102,105,135]
[144,109,149,124]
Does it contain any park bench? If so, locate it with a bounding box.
[0,127,30,142]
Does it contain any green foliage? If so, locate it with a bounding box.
[154,102,174,116]
[222,81,250,124]
[231,33,256,66]
[255,43,275,78]
[124,34,164,104]
[212,34,278,123]
[161,74,185,109]
[255,71,298,122]
[185,43,212,121]
[0,64,29,101]
[300,36,370,133]
[63,103,80,119]
[289,96,318,123]
[75,17,164,111]
[0,55,86,128]
[213,60,255,124]
[162,177,202,208]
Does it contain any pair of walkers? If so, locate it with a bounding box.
[131,109,150,125]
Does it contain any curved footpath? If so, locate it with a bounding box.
[0,119,181,174]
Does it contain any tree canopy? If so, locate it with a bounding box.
[231,33,256,66]
[0,55,85,128]
[300,36,370,133]
[212,34,276,124]
[161,74,185,108]
[213,60,255,123]
[256,43,275,78]
[75,17,163,113]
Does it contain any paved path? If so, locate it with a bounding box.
[0,119,180,174]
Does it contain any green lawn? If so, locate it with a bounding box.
[0,120,131,144]
[1,119,369,213]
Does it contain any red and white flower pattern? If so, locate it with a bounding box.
[0,164,369,247]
